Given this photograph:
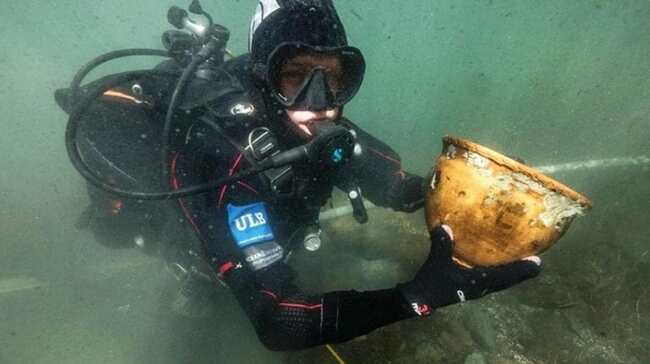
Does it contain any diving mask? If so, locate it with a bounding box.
[265,43,365,111]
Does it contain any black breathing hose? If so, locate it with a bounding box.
[160,39,223,179]
[160,54,206,179]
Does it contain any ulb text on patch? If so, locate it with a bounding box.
[234,212,267,231]
[227,202,275,248]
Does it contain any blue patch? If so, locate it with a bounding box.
[227,203,274,248]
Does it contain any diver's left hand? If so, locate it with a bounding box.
[398,225,542,316]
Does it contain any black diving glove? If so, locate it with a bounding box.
[398,225,542,316]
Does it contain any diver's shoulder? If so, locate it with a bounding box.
[222,53,252,78]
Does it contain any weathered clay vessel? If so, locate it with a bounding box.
[425,136,592,267]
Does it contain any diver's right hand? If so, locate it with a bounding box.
[397,225,541,316]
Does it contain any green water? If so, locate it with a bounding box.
[1,0,649,363]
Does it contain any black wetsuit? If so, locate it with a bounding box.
[63,55,425,351]
[169,56,426,351]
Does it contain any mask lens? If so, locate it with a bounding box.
[337,48,365,102]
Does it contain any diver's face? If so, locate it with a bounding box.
[279,53,342,139]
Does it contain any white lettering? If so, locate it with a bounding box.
[235,214,249,231]
[235,212,268,231]
[255,212,266,224]
[248,214,262,228]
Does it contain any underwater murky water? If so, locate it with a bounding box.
[1,0,649,363]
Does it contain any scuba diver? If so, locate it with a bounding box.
[57,0,542,351]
